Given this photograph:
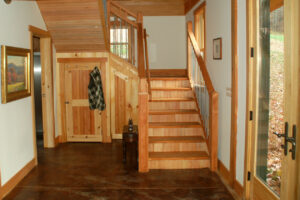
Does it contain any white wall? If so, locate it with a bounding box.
[0,1,46,185]
[144,16,186,69]
[236,0,247,185]
[186,0,247,185]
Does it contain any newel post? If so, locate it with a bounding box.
[209,91,219,171]
[138,78,149,172]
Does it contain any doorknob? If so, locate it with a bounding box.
[273,122,297,160]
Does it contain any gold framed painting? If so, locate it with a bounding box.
[1,46,31,103]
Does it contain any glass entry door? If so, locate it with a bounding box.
[249,0,299,199]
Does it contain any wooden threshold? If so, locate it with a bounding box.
[149,151,209,160]
[149,109,198,115]
[151,87,192,91]
[149,136,205,143]
[149,98,195,102]
[149,122,202,128]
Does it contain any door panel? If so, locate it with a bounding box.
[65,63,102,142]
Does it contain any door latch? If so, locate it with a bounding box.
[65,101,69,104]
[289,125,296,160]
[273,122,297,160]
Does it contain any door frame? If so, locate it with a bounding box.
[29,25,55,164]
[244,0,300,199]
[193,1,206,62]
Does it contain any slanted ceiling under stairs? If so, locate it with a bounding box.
[37,0,107,52]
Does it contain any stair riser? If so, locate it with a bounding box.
[151,80,190,88]
[149,143,208,152]
[149,128,205,137]
[151,91,194,99]
[149,159,210,169]
[149,114,200,123]
[149,101,197,110]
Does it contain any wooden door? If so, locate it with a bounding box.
[64,63,102,142]
[40,38,55,148]
[248,0,299,199]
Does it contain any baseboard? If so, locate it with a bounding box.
[218,159,243,199]
[55,135,61,146]
[0,158,35,198]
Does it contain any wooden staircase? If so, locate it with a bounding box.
[147,76,210,169]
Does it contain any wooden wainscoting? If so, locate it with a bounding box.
[109,54,139,139]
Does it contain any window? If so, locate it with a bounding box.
[110,28,129,60]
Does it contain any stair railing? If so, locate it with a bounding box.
[107,1,150,172]
[187,21,219,171]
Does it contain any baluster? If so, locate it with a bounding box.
[119,18,123,58]
[113,15,117,54]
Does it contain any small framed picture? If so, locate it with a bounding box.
[1,45,31,103]
[213,38,222,60]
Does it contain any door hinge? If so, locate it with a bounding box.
[247,171,251,181]
[251,47,254,57]
[250,111,253,121]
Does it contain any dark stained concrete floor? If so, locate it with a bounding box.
[5,140,234,200]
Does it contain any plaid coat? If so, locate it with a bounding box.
[88,67,106,111]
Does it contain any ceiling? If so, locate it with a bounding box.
[37,0,107,52]
[111,0,185,16]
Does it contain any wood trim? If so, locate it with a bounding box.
[57,57,108,63]
[243,0,254,199]
[230,0,238,187]
[184,0,201,14]
[98,0,110,51]
[29,33,38,166]
[218,159,244,198]
[270,0,284,12]
[0,159,35,198]
[55,136,61,146]
[28,25,50,38]
[218,160,231,184]
[193,2,206,63]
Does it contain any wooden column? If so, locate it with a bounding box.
[138,78,149,172]
[209,92,219,171]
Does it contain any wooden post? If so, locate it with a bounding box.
[209,91,219,171]
[137,12,145,78]
[138,78,149,172]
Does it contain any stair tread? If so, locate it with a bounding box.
[150,98,195,102]
[149,122,202,128]
[149,136,205,143]
[149,151,209,160]
[151,77,189,81]
[149,109,198,115]
[151,87,191,91]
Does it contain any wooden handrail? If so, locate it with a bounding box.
[137,13,146,78]
[187,22,215,94]
[187,21,218,171]
[110,1,138,19]
[144,29,152,98]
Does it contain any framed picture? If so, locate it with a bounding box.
[1,46,31,103]
[213,38,222,60]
